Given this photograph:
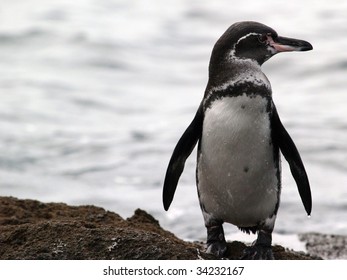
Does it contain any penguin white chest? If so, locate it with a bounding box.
[198,94,280,227]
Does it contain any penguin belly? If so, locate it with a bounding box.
[197,94,280,227]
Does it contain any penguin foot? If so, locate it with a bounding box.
[240,244,274,260]
[206,241,227,258]
[205,222,227,258]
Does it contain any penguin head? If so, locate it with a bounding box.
[210,21,313,68]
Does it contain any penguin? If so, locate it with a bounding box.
[162,21,312,260]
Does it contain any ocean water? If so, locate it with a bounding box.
[1,0,347,248]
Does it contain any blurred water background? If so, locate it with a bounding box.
[1,0,347,248]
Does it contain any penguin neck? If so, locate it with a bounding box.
[206,57,270,94]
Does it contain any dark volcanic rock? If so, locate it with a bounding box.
[300,232,347,260]
[0,196,319,260]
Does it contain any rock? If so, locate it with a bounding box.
[299,232,347,259]
[0,196,320,259]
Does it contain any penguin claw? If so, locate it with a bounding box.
[241,245,274,260]
[206,241,227,258]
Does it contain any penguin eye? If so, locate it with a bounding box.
[257,34,268,44]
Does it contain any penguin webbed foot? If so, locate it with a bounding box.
[241,244,274,260]
[206,241,228,258]
[241,229,274,260]
[205,223,227,258]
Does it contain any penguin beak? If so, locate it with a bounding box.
[268,35,313,52]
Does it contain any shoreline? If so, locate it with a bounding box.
[0,196,344,260]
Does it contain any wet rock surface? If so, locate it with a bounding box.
[0,196,334,260]
[299,232,347,260]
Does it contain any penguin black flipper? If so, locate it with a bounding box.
[163,103,204,211]
[272,105,312,215]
